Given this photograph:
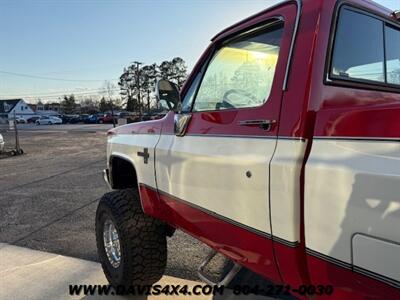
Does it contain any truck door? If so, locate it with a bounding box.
[155,4,296,282]
[304,4,400,298]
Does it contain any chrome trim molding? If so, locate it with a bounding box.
[185,134,275,139]
[353,266,400,288]
[156,187,273,239]
[116,131,310,142]
[211,0,302,91]
[278,136,307,142]
[130,131,157,135]
[211,3,286,40]
[140,183,302,248]
[272,236,299,247]
[306,248,400,288]
[306,248,352,270]
[102,169,112,190]
[222,18,284,46]
[141,183,158,192]
[168,133,306,141]
[283,0,302,91]
[313,136,400,142]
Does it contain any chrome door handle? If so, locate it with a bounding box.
[238,119,276,131]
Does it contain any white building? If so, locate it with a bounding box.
[0,99,36,123]
[36,101,61,115]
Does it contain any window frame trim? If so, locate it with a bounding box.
[187,17,286,113]
[325,1,400,93]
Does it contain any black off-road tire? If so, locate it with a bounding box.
[95,189,167,287]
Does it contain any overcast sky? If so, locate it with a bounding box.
[0,0,398,102]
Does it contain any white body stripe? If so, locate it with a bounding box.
[305,139,400,281]
[155,135,276,233]
[270,139,307,243]
[108,134,160,188]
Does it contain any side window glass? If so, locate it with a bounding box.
[181,72,202,113]
[385,25,400,86]
[331,9,385,83]
[192,23,284,112]
[331,7,400,88]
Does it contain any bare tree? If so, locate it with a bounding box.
[119,64,142,114]
[171,57,188,87]
[141,63,159,113]
[103,81,117,127]
[61,94,76,114]
[99,97,109,113]
[118,58,188,117]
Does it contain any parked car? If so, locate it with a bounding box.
[117,112,131,118]
[67,115,81,124]
[85,114,100,124]
[60,115,71,124]
[149,113,164,120]
[127,115,141,123]
[0,133,4,153]
[27,116,40,124]
[98,113,117,124]
[79,114,90,123]
[140,113,152,121]
[95,1,400,299]
[15,116,27,124]
[35,116,62,125]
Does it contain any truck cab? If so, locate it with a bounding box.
[96,1,400,298]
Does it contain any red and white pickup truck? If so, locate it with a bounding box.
[95,0,400,298]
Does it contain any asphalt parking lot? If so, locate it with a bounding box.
[0,123,224,281]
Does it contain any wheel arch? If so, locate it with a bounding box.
[108,153,176,237]
[109,154,139,190]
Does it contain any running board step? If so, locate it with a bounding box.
[197,250,241,286]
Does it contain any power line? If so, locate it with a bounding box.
[33,63,126,76]
[25,89,121,100]
[0,90,121,102]
[0,70,117,82]
[1,87,120,98]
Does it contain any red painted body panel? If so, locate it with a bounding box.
[273,243,309,300]
[296,1,400,298]
[157,2,300,286]
[279,0,399,139]
[111,0,399,140]
[139,184,400,299]
[306,0,400,139]
[314,90,400,138]
[110,118,164,135]
[139,184,281,284]
[306,254,400,299]
[119,0,399,297]
[273,1,323,294]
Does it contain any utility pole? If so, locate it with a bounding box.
[147,89,150,113]
[104,81,116,128]
[133,61,143,119]
[110,99,116,128]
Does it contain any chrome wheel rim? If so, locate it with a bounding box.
[103,218,121,268]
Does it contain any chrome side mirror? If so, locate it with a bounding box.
[155,79,180,111]
[174,113,192,137]
[393,10,400,21]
